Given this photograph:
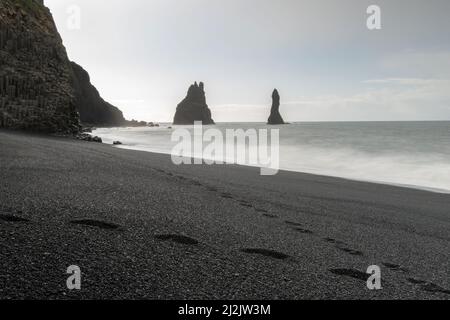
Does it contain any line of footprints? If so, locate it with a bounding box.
[1,168,449,296]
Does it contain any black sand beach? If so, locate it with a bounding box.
[0,130,449,300]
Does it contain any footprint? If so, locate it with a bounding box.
[421,283,450,295]
[407,278,427,285]
[329,268,368,282]
[382,262,408,273]
[293,227,313,234]
[155,234,199,245]
[221,193,234,199]
[239,202,253,208]
[241,248,290,260]
[324,238,346,246]
[337,247,364,256]
[256,209,268,213]
[263,214,278,219]
[406,278,450,295]
[285,221,303,227]
[70,219,121,230]
[0,214,29,223]
[323,238,363,256]
[206,186,218,192]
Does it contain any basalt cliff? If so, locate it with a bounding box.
[173,82,215,125]
[0,0,126,132]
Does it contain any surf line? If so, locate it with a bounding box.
[171,121,280,176]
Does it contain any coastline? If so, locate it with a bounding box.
[1,130,449,299]
[93,123,450,195]
[111,143,450,195]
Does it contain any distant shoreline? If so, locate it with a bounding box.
[93,120,450,128]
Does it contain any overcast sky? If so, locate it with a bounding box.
[46,0,450,122]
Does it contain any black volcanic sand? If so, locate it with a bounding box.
[0,130,449,300]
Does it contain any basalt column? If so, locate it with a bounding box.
[0,0,80,133]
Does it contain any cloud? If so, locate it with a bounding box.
[281,78,450,121]
[380,51,450,79]
[362,78,439,85]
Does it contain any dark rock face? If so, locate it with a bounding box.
[76,133,103,143]
[0,0,80,133]
[267,89,285,125]
[71,62,125,127]
[0,1,128,132]
[125,119,149,127]
[173,82,215,125]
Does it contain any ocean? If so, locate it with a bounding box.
[93,121,450,193]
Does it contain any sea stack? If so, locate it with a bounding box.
[173,82,215,125]
[267,89,286,125]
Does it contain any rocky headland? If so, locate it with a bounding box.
[71,61,126,127]
[0,0,145,134]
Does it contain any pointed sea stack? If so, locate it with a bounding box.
[267,89,285,125]
[173,82,215,125]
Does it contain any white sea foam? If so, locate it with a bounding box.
[94,121,450,193]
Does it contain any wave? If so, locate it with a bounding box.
[93,123,450,194]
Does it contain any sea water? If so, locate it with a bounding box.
[94,121,450,193]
